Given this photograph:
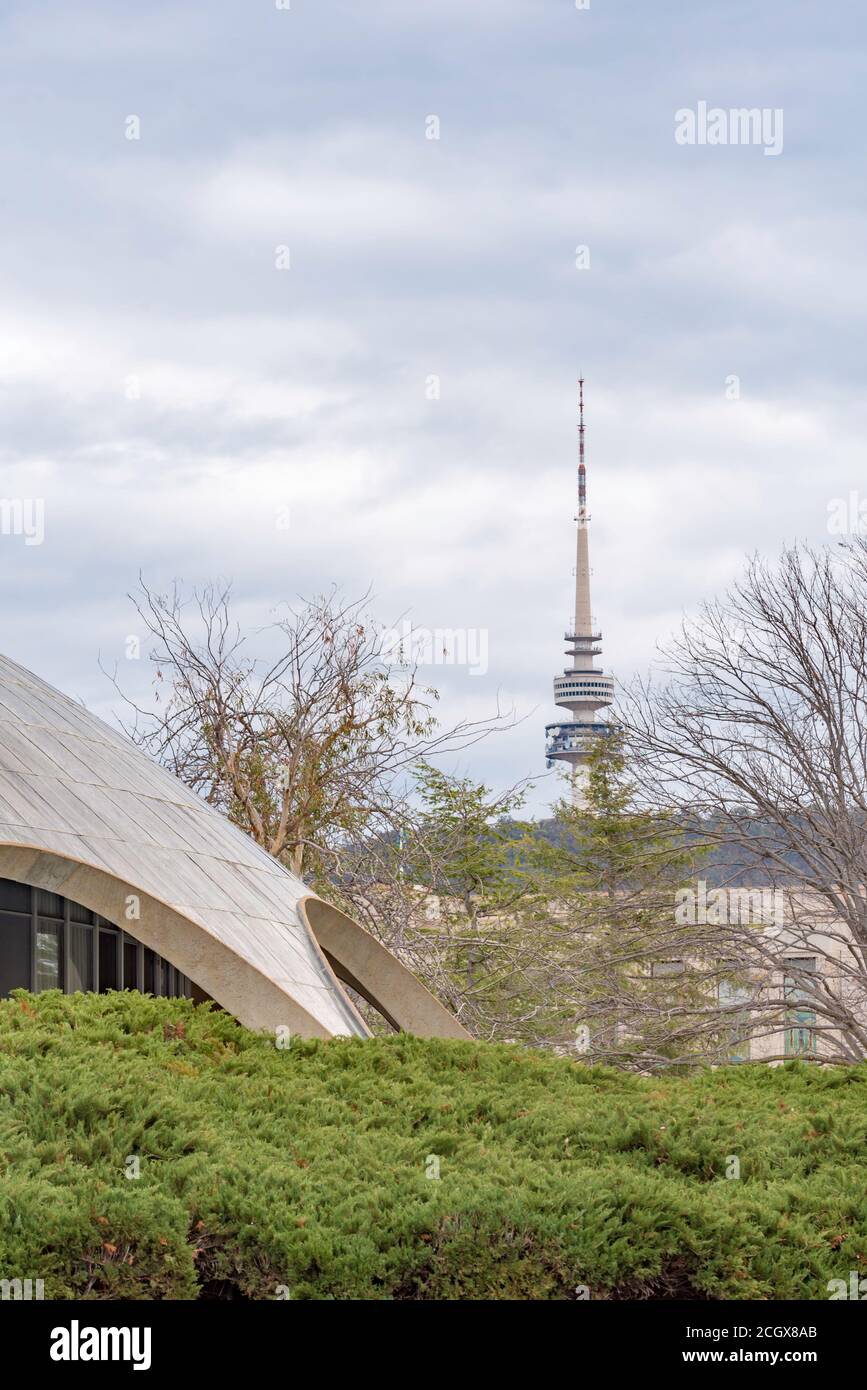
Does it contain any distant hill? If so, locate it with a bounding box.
[529,816,806,887]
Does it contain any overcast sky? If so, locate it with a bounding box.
[1,0,864,816]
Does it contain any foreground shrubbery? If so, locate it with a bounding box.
[0,991,865,1300]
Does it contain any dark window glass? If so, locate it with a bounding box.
[35,889,63,920]
[143,948,156,995]
[68,924,93,992]
[160,958,170,996]
[784,957,817,1057]
[69,899,94,924]
[0,879,31,914]
[98,931,118,992]
[0,911,30,997]
[35,922,63,991]
[123,939,138,990]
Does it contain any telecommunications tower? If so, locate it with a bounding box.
[544,378,614,794]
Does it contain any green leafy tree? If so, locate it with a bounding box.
[396,765,556,1038]
[540,732,730,1068]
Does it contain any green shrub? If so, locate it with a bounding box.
[0,990,864,1300]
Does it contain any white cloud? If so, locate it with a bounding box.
[0,0,863,818]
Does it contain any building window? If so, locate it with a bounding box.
[123,936,140,991]
[99,928,119,992]
[718,973,752,1062]
[651,960,684,977]
[143,948,156,995]
[36,888,64,919]
[786,1014,816,1057]
[0,880,31,913]
[784,957,817,1058]
[35,922,63,991]
[0,911,30,999]
[68,923,93,992]
[0,879,192,1002]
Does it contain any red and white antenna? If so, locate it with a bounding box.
[577,375,587,521]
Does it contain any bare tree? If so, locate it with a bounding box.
[620,538,867,1063]
[108,580,510,882]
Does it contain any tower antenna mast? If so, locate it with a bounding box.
[577,375,587,521]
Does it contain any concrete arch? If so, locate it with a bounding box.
[0,842,369,1039]
[299,896,469,1039]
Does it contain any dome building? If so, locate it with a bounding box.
[0,650,466,1041]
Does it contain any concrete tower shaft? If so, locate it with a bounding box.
[572,523,594,662]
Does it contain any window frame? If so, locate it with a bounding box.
[0,879,192,1001]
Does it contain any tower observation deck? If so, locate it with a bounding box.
[545,378,614,780]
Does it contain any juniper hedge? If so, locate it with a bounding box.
[0,991,864,1300]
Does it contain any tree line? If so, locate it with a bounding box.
[107,537,867,1070]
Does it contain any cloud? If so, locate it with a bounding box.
[0,0,863,816]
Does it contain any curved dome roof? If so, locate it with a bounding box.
[0,651,467,1041]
